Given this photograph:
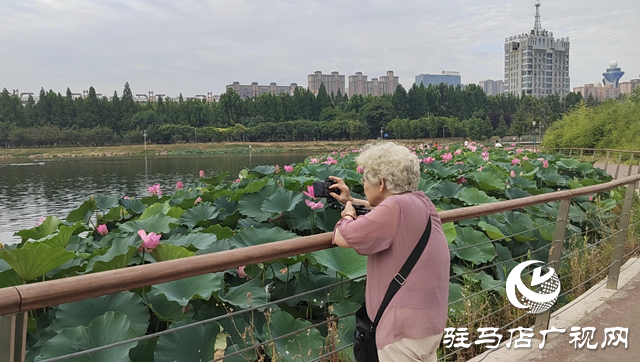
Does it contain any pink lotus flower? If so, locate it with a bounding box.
[124,196,130,200]
[481,151,489,158]
[137,230,161,252]
[454,149,462,155]
[305,199,324,210]
[543,160,549,168]
[523,156,529,161]
[511,158,520,165]
[237,266,247,278]
[455,161,464,165]
[302,185,315,199]
[176,181,183,190]
[441,153,453,163]
[36,216,45,226]
[199,170,205,177]
[357,166,364,174]
[510,170,516,177]
[234,178,240,183]
[97,224,108,236]
[519,171,524,176]
[483,147,489,151]
[445,146,450,151]
[511,143,516,146]
[589,195,594,201]
[194,197,202,205]
[477,166,485,172]
[322,156,338,165]
[148,184,162,196]
[468,145,477,152]
[457,177,467,184]
[516,149,523,154]
[482,156,489,162]
[309,158,319,164]
[274,164,280,174]
[423,157,435,164]
[284,165,294,173]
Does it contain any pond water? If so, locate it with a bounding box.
[0,152,312,244]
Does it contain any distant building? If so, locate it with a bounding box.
[619,79,640,95]
[348,71,399,96]
[504,0,570,98]
[602,60,625,88]
[479,79,505,95]
[415,71,461,87]
[226,82,300,99]
[573,83,619,102]
[308,71,345,96]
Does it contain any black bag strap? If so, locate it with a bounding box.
[372,215,432,328]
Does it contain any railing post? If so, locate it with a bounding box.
[604,151,610,173]
[615,152,623,179]
[592,150,597,162]
[627,154,634,177]
[0,313,27,362]
[569,149,573,157]
[579,149,584,161]
[606,183,636,290]
[534,199,571,338]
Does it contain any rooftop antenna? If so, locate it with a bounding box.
[534,0,542,33]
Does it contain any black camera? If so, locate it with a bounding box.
[312,179,370,216]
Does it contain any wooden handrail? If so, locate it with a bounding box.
[0,174,638,316]
[540,147,640,155]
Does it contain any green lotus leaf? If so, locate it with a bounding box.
[568,179,583,189]
[541,172,567,186]
[128,337,158,362]
[119,198,146,215]
[434,181,466,199]
[237,191,273,222]
[511,176,537,191]
[469,171,506,191]
[442,221,457,244]
[494,244,517,281]
[478,221,506,240]
[261,188,304,214]
[85,234,139,273]
[229,227,297,248]
[151,273,223,307]
[556,158,580,169]
[220,277,271,309]
[214,196,238,220]
[232,177,270,200]
[424,162,460,178]
[94,196,120,211]
[202,224,235,240]
[118,213,179,234]
[0,243,74,282]
[154,319,220,362]
[252,165,276,175]
[139,202,170,220]
[0,268,21,288]
[311,247,367,279]
[262,311,325,362]
[330,301,362,317]
[14,216,62,242]
[165,232,217,250]
[180,202,220,228]
[288,200,313,231]
[505,187,532,200]
[43,222,84,249]
[142,293,193,322]
[451,226,495,264]
[315,206,342,232]
[36,312,137,362]
[53,291,149,336]
[67,200,97,223]
[151,244,195,262]
[458,188,499,205]
[475,271,505,294]
[448,282,464,305]
[201,171,230,186]
[501,212,536,242]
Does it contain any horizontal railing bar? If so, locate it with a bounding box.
[540,147,640,155]
[1,174,638,316]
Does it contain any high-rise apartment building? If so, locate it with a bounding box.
[415,72,461,87]
[479,80,505,95]
[308,71,345,96]
[573,83,619,102]
[504,1,570,98]
[226,82,301,99]
[619,79,640,95]
[348,71,399,96]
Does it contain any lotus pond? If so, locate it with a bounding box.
[0,142,624,362]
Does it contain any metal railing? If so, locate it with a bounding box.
[538,147,640,180]
[1,166,639,362]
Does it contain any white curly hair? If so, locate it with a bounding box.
[356,142,420,194]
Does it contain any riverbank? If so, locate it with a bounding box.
[0,139,462,159]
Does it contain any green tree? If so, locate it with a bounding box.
[392,84,409,119]
[495,115,509,138]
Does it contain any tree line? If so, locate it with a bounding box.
[0,81,586,148]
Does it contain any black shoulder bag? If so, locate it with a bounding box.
[353,216,432,362]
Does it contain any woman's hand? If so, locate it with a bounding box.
[328,176,352,205]
[341,201,356,219]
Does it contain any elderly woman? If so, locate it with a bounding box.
[330,142,449,362]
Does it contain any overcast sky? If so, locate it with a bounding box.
[2,0,639,98]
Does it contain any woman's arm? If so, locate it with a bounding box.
[333,226,351,248]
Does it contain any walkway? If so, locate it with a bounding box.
[468,258,640,362]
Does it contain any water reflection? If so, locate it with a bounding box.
[0,152,310,244]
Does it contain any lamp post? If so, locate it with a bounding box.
[532,121,536,151]
[539,122,543,152]
[380,127,383,140]
[143,130,147,150]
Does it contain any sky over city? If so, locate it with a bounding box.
[1,0,639,98]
